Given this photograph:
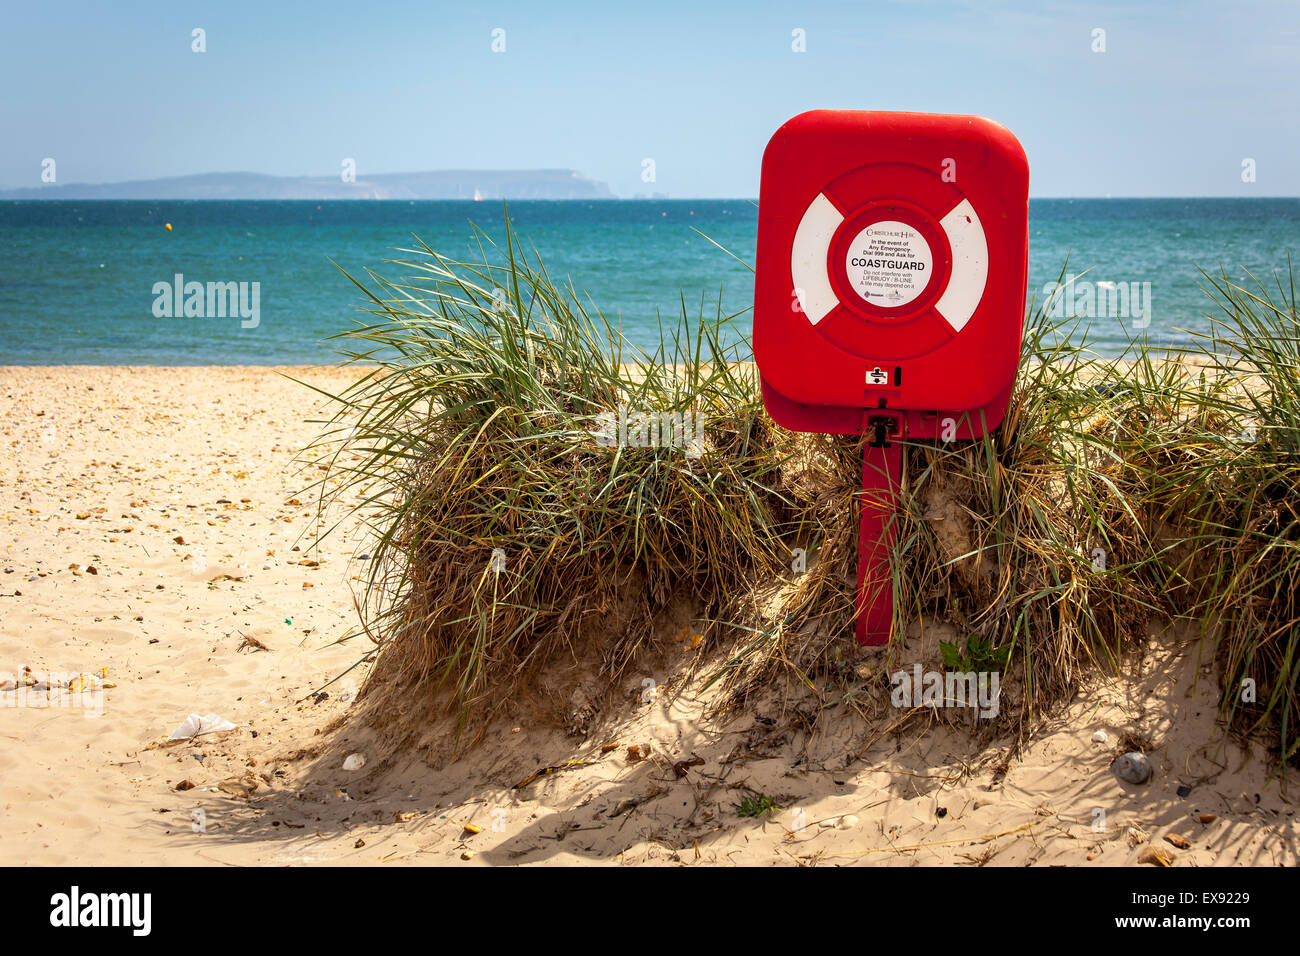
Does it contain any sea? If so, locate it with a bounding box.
[0,198,1296,365]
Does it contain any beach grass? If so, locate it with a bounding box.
[301,222,793,745]
[1169,265,1300,766]
[302,220,1300,771]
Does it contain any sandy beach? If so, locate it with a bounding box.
[1,366,1295,867]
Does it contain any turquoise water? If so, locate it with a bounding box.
[0,199,1296,364]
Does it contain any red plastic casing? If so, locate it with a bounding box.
[753,110,1030,438]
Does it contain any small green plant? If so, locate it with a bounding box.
[736,794,779,818]
[940,634,1012,672]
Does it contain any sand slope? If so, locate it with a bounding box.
[0,367,1294,866]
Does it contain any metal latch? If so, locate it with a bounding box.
[866,414,900,448]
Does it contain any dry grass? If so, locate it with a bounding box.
[300,227,1300,773]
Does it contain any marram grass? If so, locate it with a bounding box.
[301,222,1300,772]
[303,222,794,745]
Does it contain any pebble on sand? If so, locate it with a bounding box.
[1114,752,1152,785]
[342,753,366,771]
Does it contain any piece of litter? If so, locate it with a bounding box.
[343,753,366,771]
[168,713,237,740]
[1091,730,1108,744]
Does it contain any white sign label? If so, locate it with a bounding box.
[844,220,932,308]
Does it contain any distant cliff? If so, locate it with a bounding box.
[0,169,615,200]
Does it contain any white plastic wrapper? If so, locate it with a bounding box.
[168,713,238,740]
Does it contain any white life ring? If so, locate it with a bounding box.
[791,192,989,333]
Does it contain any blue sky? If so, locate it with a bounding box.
[2,0,1296,197]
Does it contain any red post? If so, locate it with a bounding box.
[856,411,902,645]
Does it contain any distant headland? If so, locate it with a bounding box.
[0,169,615,200]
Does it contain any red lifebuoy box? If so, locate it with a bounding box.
[753,110,1029,644]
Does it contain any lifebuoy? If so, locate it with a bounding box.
[791,191,988,334]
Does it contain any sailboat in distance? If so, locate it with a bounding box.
[472,188,484,202]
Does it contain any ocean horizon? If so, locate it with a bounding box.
[1,197,1296,365]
